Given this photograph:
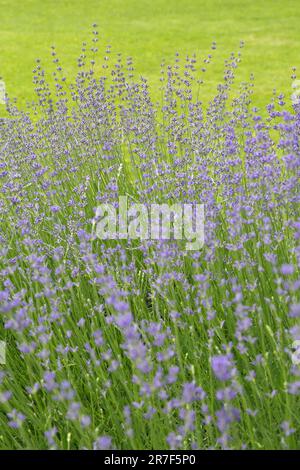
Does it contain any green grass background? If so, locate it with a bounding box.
[0,0,299,110]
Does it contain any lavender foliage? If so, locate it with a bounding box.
[0,27,300,449]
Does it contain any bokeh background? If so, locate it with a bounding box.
[0,0,299,108]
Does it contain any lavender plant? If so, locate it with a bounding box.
[0,26,300,450]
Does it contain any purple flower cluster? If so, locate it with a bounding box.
[0,27,300,449]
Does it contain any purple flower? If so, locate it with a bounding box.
[7,409,25,429]
[93,436,112,450]
[115,312,132,328]
[281,421,295,437]
[281,264,294,276]
[45,427,57,448]
[290,303,300,318]
[211,355,235,381]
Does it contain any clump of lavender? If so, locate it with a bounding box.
[0,26,300,449]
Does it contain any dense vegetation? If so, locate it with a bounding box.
[0,28,300,449]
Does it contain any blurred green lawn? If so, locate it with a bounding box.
[0,0,299,111]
